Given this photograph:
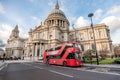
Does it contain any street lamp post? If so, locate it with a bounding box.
[72,24,77,42]
[88,13,99,65]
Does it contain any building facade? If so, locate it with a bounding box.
[6,1,112,60]
[69,24,112,56]
[5,25,26,59]
[25,1,69,60]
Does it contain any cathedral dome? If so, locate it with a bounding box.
[44,0,69,27]
[49,9,65,17]
[46,0,67,20]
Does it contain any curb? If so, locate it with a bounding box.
[84,64,120,69]
[34,60,43,63]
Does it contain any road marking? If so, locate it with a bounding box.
[34,66,43,69]
[22,63,32,66]
[49,70,74,78]
[48,65,120,76]
[80,69,120,76]
[32,62,45,65]
[0,63,8,71]
[22,63,44,69]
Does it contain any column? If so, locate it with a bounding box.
[35,43,38,57]
[59,20,61,26]
[32,44,35,60]
[62,21,63,27]
[56,20,58,26]
[63,21,65,27]
[40,43,42,57]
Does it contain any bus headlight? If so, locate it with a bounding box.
[76,62,79,64]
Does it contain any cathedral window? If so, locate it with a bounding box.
[80,38,83,40]
[91,37,93,39]
[62,36,64,38]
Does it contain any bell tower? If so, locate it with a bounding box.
[10,25,19,38]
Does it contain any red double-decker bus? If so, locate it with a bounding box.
[43,42,83,66]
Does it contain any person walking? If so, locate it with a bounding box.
[3,53,6,62]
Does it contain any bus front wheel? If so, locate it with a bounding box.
[63,61,67,67]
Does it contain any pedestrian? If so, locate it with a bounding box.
[30,54,32,60]
[3,53,6,62]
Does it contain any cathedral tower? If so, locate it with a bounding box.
[44,0,70,45]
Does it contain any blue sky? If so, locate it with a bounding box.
[0,0,120,47]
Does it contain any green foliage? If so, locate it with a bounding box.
[84,49,96,59]
[84,58,120,64]
[99,58,116,64]
[84,58,100,63]
[99,50,109,58]
[114,58,120,64]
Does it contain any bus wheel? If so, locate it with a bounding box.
[63,61,67,67]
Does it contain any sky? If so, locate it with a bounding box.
[0,0,120,48]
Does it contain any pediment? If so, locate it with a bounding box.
[34,25,45,31]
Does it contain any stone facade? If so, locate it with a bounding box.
[25,1,69,60]
[69,24,112,56]
[5,0,113,60]
[5,25,26,59]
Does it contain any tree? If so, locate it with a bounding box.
[84,49,96,63]
[114,44,120,57]
[99,50,108,59]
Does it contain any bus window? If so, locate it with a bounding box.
[67,53,81,60]
[55,56,61,59]
[67,53,75,59]
[60,45,73,57]
[48,48,54,51]
[75,53,81,60]
[55,46,62,50]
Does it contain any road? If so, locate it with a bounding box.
[0,62,120,80]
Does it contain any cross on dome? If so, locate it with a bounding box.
[55,0,59,9]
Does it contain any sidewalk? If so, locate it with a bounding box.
[84,63,120,69]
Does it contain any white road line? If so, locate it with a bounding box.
[22,63,44,69]
[32,62,45,65]
[0,63,8,71]
[49,65,120,76]
[0,66,5,71]
[34,66,43,69]
[22,63,31,66]
[49,70,74,78]
[80,69,120,76]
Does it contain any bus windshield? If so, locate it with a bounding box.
[67,52,81,60]
[73,43,81,49]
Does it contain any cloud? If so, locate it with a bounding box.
[48,1,54,8]
[75,16,90,28]
[0,3,5,14]
[100,16,120,32]
[0,23,13,41]
[0,39,5,47]
[107,5,120,16]
[19,28,28,38]
[29,0,34,2]
[31,16,41,26]
[111,29,120,44]
[0,23,28,44]
[94,9,103,20]
[99,5,120,44]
